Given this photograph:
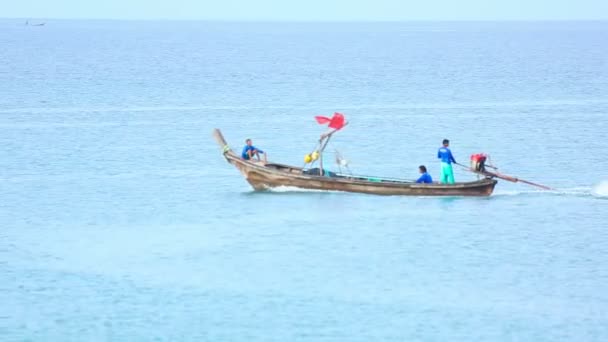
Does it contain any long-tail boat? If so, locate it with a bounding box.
[212,137,498,197]
[213,113,552,196]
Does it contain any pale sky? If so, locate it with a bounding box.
[4,0,608,21]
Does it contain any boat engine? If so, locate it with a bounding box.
[470,153,488,172]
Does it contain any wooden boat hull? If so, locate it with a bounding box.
[214,129,497,197]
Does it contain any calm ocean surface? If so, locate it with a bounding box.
[1,19,607,341]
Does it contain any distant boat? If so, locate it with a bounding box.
[25,19,45,26]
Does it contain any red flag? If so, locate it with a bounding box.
[315,116,332,124]
[315,113,346,130]
[328,112,345,130]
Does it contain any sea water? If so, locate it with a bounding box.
[1,20,607,341]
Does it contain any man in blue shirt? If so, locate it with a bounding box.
[416,165,433,184]
[437,139,456,184]
[242,138,267,163]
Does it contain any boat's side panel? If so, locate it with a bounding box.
[244,168,496,196]
[226,155,496,196]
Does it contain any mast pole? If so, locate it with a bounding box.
[318,135,332,176]
[316,122,347,177]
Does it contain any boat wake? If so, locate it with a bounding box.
[494,182,608,199]
[263,184,608,199]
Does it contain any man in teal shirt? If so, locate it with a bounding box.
[437,139,456,184]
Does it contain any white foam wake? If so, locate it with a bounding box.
[591,181,608,198]
[266,186,340,193]
[494,187,588,196]
[265,184,608,198]
[493,183,608,199]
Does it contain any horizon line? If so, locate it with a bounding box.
[3,17,608,23]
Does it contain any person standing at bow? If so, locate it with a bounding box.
[437,139,457,184]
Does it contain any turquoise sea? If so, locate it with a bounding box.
[1,20,607,341]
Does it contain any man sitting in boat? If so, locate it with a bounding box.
[242,138,267,163]
[438,139,457,184]
[416,165,433,184]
